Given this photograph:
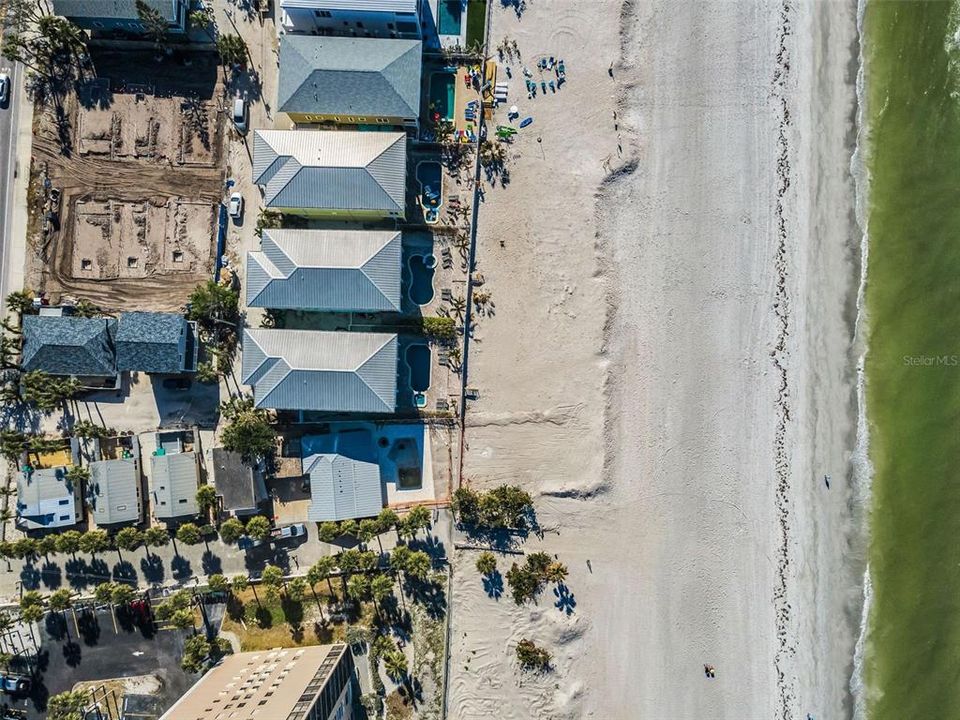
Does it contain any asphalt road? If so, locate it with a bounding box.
[0,60,22,314]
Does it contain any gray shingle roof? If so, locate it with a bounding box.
[279,36,421,121]
[304,453,383,521]
[53,0,178,21]
[150,451,199,519]
[89,457,140,525]
[252,130,406,215]
[17,467,80,530]
[22,315,117,377]
[116,312,187,373]
[246,229,402,312]
[241,329,398,413]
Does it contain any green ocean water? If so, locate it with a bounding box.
[864,1,960,717]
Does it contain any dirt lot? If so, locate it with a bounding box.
[26,49,227,311]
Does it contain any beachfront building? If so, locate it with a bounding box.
[150,434,200,521]
[279,35,422,129]
[252,130,407,220]
[211,448,268,518]
[246,229,403,313]
[21,315,117,381]
[88,457,142,526]
[116,312,199,374]
[241,329,398,413]
[303,429,383,521]
[52,0,188,35]
[279,0,422,39]
[159,644,355,720]
[16,467,83,531]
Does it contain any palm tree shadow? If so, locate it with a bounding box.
[40,562,62,589]
[554,583,576,615]
[171,555,192,581]
[482,571,503,600]
[113,560,138,584]
[141,554,165,584]
[63,640,82,667]
[201,550,222,576]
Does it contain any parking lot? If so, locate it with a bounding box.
[1,606,195,719]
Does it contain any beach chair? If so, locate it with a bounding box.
[441,288,453,302]
[466,388,480,400]
[436,398,449,411]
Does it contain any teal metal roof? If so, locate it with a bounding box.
[278,36,421,121]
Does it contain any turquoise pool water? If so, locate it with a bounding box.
[406,344,431,393]
[438,0,463,35]
[408,255,435,305]
[428,73,456,122]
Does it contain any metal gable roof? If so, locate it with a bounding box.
[17,467,78,529]
[150,451,199,519]
[116,312,186,373]
[21,315,118,377]
[241,329,398,413]
[246,229,402,312]
[252,130,406,213]
[304,453,383,521]
[89,457,140,525]
[278,36,422,120]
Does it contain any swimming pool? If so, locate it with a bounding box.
[428,72,456,122]
[416,160,443,224]
[438,0,463,35]
[406,344,431,393]
[408,254,435,305]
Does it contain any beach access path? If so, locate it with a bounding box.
[450,1,862,719]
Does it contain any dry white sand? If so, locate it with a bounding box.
[450,1,864,719]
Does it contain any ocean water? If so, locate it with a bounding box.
[863,0,960,716]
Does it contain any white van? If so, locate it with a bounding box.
[232,97,247,134]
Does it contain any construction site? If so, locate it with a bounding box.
[25,49,228,311]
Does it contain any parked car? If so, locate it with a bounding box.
[228,192,243,220]
[271,523,307,540]
[232,97,247,134]
[238,534,264,550]
[0,674,30,696]
[0,73,9,106]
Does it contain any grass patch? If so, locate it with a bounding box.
[221,587,374,652]
[465,0,487,49]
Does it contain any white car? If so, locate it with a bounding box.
[232,97,247,134]
[0,73,9,106]
[228,192,243,220]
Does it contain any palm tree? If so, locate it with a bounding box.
[5,290,33,315]
[233,574,261,608]
[176,523,202,548]
[346,575,370,607]
[544,562,568,585]
[245,515,271,542]
[358,518,381,553]
[405,550,432,582]
[389,546,411,609]
[94,582,116,606]
[383,650,408,682]
[110,584,135,607]
[37,535,58,560]
[310,557,337,601]
[114,527,143,561]
[260,564,285,603]
[56,530,82,559]
[47,588,72,640]
[305,563,327,618]
[336,550,361,599]
[144,526,170,557]
[196,485,217,521]
[207,574,229,593]
[476,551,497,576]
[370,574,393,621]
[286,578,308,604]
[338,519,359,539]
[219,518,244,544]
[406,505,432,538]
[318,521,340,544]
[78,529,110,557]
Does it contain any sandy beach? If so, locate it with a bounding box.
[449,1,865,718]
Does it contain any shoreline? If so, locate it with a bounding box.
[449,1,865,717]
